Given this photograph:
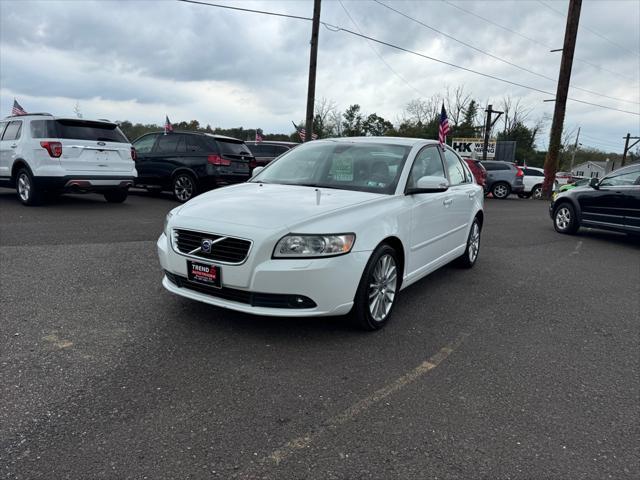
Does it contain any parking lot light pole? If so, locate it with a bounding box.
[305,0,322,142]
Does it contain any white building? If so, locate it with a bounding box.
[571,160,608,179]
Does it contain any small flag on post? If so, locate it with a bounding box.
[12,99,27,116]
[255,129,263,143]
[292,121,317,142]
[164,115,173,135]
[438,102,450,148]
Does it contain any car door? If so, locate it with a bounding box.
[577,172,628,228]
[132,133,160,184]
[625,173,640,233]
[596,166,640,232]
[405,146,453,275]
[0,120,23,179]
[443,148,476,248]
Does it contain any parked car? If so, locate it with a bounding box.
[555,171,573,186]
[518,166,546,199]
[463,158,487,188]
[132,131,255,202]
[550,163,640,235]
[245,141,298,167]
[556,177,590,194]
[159,138,484,330]
[480,160,525,199]
[0,113,136,205]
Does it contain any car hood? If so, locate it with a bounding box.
[176,182,384,230]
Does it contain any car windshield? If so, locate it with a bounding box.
[250,141,411,194]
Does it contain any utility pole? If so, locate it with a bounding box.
[304,0,321,143]
[482,104,503,161]
[621,133,640,167]
[569,126,580,171]
[542,0,582,198]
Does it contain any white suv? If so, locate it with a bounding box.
[0,113,137,205]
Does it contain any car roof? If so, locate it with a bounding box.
[144,131,244,142]
[2,113,115,125]
[245,140,299,146]
[315,136,440,147]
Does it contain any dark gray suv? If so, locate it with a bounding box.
[481,161,525,199]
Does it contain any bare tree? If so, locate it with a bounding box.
[499,96,532,134]
[73,101,83,119]
[403,95,440,125]
[445,85,471,127]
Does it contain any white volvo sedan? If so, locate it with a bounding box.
[158,137,484,330]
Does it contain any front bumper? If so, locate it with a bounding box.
[157,233,370,317]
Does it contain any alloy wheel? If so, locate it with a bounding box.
[532,186,543,200]
[18,173,31,202]
[494,184,508,198]
[174,175,194,202]
[555,206,571,231]
[368,254,398,322]
[468,222,480,263]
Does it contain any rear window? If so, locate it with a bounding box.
[217,140,253,157]
[483,162,510,171]
[54,119,129,143]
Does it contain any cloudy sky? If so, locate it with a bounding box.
[1,0,638,152]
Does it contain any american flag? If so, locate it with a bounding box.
[255,129,263,143]
[164,115,173,135]
[12,99,27,116]
[297,126,318,142]
[438,103,450,147]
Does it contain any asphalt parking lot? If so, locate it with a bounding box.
[1,189,638,480]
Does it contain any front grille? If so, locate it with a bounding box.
[173,229,251,264]
[164,272,316,309]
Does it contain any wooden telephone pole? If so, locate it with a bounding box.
[542,0,582,198]
[482,105,503,161]
[304,0,322,142]
[621,133,640,166]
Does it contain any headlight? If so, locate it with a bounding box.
[164,211,174,236]
[273,233,355,258]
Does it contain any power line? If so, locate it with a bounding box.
[177,0,640,116]
[374,0,638,105]
[338,0,425,99]
[537,0,640,57]
[441,0,638,84]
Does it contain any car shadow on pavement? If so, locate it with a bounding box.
[576,229,640,248]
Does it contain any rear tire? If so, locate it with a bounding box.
[352,244,400,331]
[16,168,43,206]
[104,189,128,203]
[172,173,197,203]
[553,202,579,234]
[456,218,481,268]
[532,185,543,200]
[491,182,511,199]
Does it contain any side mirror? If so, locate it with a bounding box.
[407,176,449,194]
[589,177,599,189]
[252,166,265,177]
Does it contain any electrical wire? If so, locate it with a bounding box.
[176,0,640,116]
[373,0,638,105]
[537,0,640,58]
[441,0,638,84]
[338,0,425,99]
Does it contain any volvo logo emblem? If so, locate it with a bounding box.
[97,141,106,146]
[201,238,213,253]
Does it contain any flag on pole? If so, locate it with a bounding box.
[255,129,263,143]
[438,102,450,148]
[292,121,317,142]
[164,115,173,135]
[12,99,27,116]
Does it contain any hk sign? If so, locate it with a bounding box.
[452,138,496,159]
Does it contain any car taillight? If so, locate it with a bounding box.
[131,147,137,161]
[516,167,524,177]
[40,141,62,158]
[207,155,231,166]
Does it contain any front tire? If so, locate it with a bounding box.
[16,168,43,206]
[491,182,511,199]
[456,218,481,268]
[352,244,400,331]
[104,189,128,203]
[172,173,197,203]
[532,185,543,200]
[553,202,579,234]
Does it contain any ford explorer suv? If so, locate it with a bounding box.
[0,114,137,205]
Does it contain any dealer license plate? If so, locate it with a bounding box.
[187,260,221,288]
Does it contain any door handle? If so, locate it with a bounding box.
[443,198,453,206]
[10,144,17,148]
[468,192,476,198]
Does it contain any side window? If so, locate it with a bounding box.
[444,148,466,185]
[155,134,181,154]
[407,146,445,189]
[2,121,22,141]
[175,135,187,153]
[0,122,7,139]
[600,169,640,187]
[274,146,289,156]
[186,135,208,152]
[30,120,56,138]
[132,135,157,154]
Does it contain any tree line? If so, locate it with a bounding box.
[116,86,634,170]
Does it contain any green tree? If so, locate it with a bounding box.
[342,104,365,137]
[363,113,393,136]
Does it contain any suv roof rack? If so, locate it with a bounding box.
[4,112,53,119]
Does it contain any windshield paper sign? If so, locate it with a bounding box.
[452,137,496,159]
